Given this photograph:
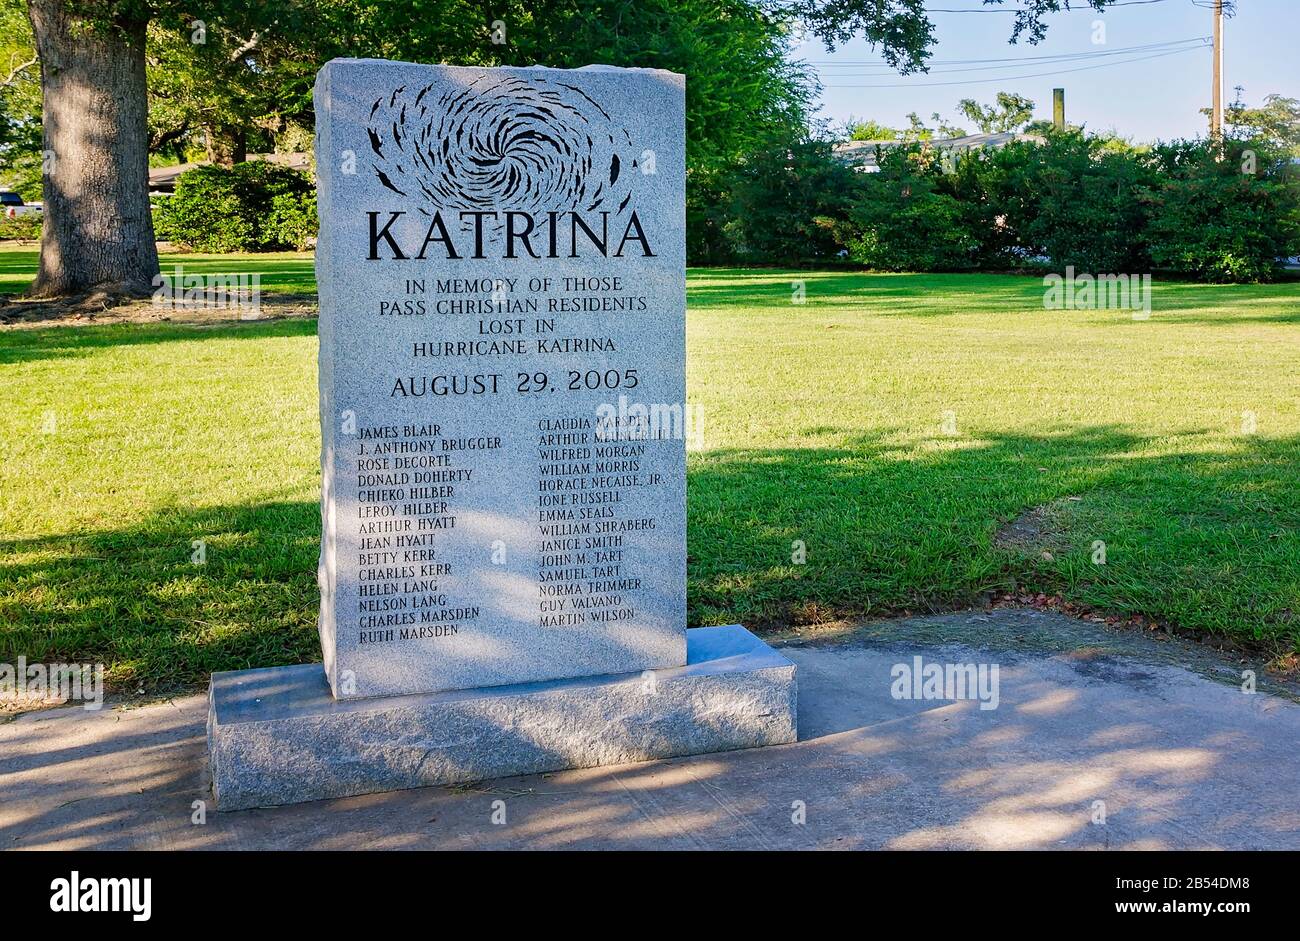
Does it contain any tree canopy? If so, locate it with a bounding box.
[9,0,1133,295]
[957,92,1036,135]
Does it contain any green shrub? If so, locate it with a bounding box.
[946,139,1046,269]
[686,167,733,266]
[154,161,315,252]
[695,126,1300,280]
[837,146,978,271]
[1142,137,1300,282]
[266,190,318,251]
[721,137,863,263]
[1012,132,1154,274]
[0,213,41,241]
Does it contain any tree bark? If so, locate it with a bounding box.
[205,124,248,166]
[27,0,158,297]
[150,119,191,158]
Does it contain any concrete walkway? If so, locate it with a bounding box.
[3,609,1297,850]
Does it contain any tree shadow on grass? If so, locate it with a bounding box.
[0,426,1296,695]
[686,270,1300,322]
[687,271,1043,313]
[0,500,322,692]
[687,425,1300,652]
[0,315,317,366]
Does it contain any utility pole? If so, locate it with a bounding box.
[1052,88,1065,131]
[1211,0,1223,137]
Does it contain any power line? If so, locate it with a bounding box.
[813,37,1210,74]
[819,43,1208,87]
[922,0,1172,11]
[814,36,1209,66]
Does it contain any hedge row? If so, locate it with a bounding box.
[0,214,41,241]
[705,131,1300,282]
[153,161,317,252]
[118,133,1300,283]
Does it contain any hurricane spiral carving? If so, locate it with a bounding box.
[366,75,636,216]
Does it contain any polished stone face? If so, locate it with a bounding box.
[314,59,687,698]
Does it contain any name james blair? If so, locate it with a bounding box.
[352,416,660,643]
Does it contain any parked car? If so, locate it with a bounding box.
[0,191,42,218]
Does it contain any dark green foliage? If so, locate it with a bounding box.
[0,213,41,241]
[505,0,813,182]
[722,137,864,263]
[724,128,1300,282]
[835,146,976,271]
[1142,138,1300,282]
[154,162,315,252]
[266,190,319,252]
[945,139,1041,269]
[686,167,733,266]
[1014,132,1154,274]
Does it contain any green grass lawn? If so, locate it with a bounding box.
[2,248,1298,692]
[0,247,318,295]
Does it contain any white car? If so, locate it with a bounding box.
[0,192,41,217]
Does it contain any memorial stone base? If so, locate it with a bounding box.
[208,625,796,811]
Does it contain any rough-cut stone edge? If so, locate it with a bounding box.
[313,61,339,695]
[208,625,796,811]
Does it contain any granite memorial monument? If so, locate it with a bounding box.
[207,58,796,811]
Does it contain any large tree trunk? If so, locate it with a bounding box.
[204,124,248,166]
[27,0,158,297]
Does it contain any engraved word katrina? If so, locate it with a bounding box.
[364,75,654,260]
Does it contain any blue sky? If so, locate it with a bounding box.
[794,0,1299,142]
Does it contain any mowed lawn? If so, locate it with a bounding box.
[0,247,318,295]
[1,248,1298,692]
